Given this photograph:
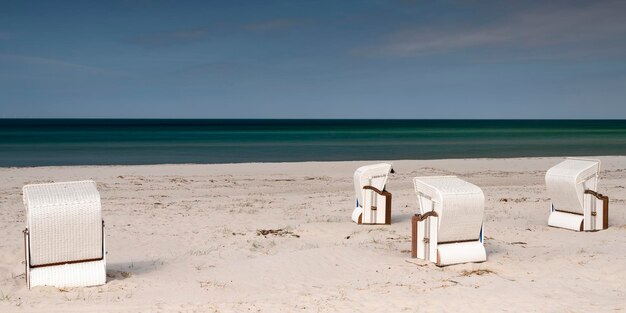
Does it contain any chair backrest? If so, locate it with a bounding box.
[23,180,102,267]
[413,176,484,243]
[545,158,600,215]
[353,163,392,207]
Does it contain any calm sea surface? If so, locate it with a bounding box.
[0,119,625,167]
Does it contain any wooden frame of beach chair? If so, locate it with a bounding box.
[351,163,393,225]
[546,157,609,231]
[411,176,486,266]
[23,180,106,289]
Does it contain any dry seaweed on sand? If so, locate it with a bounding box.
[256,228,300,238]
[460,269,496,277]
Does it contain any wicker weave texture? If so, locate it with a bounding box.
[23,181,103,266]
[413,176,484,243]
[353,163,392,207]
[546,158,599,215]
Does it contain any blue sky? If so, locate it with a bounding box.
[1,0,625,118]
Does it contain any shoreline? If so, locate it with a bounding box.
[1,156,625,312]
[2,154,626,168]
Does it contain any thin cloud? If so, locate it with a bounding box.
[173,61,257,77]
[126,18,302,48]
[128,27,211,47]
[242,18,303,31]
[0,53,127,76]
[359,1,626,58]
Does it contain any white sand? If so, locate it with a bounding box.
[1,157,625,312]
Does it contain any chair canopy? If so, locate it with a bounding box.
[546,158,599,215]
[24,181,102,267]
[353,163,392,207]
[413,176,484,243]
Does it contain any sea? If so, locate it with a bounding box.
[0,119,625,167]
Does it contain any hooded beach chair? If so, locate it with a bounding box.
[23,180,106,288]
[411,176,486,266]
[546,158,609,231]
[351,163,393,225]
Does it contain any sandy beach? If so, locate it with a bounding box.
[1,156,625,312]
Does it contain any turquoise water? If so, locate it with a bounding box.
[0,119,625,166]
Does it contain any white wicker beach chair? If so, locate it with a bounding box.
[351,163,393,225]
[23,180,106,289]
[411,176,486,266]
[546,158,609,231]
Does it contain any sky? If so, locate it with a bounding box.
[1,0,625,119]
